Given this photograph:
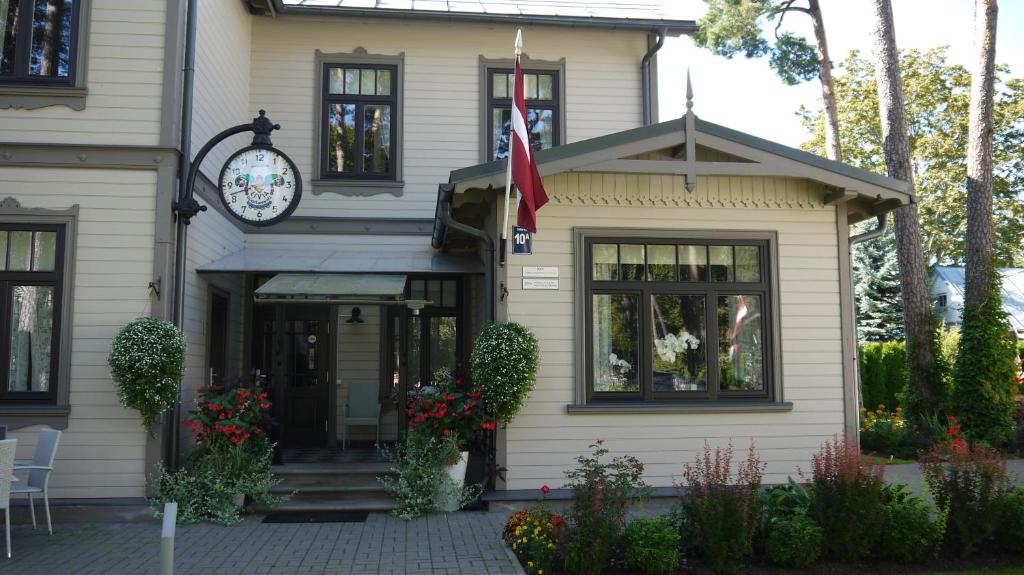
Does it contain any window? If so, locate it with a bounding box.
[0,224,64,403]
[935,294,947,308]
[487,68,560,160]
[321,63,398,180]
[404,279,462,389]
[584,237,775,403]
[0,0,81,84]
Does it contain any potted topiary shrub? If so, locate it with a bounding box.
[471,322,540,426]
[108,317,186,435]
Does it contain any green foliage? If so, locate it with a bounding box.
[108,318,185,434]
[680,442,764,574]
[875,484,945,562]
[693,0,819,86]
[858,340,908,411]
[853,223,904,341]
[860,405,908,455]
[508,509,565,575]
[807,436,886,561]
[379,432,476,520]
[563,441,648,575]
[802,48,1024,267]
[953,278,1019,446]
[147,438,283,525]
[757,478,812,540]
[622,516,681,575]
[996,487,1024,553]
[764,515,823,568]
[471,322,540,426]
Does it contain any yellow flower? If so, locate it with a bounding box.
[891,424,898,432]
[528,561,534,568]
[867,411,875,418]
[878,404,885,410]
[539,571,544,575]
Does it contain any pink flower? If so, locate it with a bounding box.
[540,485,550,495]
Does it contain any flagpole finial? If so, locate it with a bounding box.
[685,69,693,111]
[514,29,523,56]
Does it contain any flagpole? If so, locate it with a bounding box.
[500,29,523,268]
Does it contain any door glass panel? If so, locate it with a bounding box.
[363,104,391,173]
[619,244,644,281]
[646,244,676,281]
[651,294,706,392]
[8,285,54,392]
[428,280,441,305]
[33,231,56,271]
[0,231,6,269]
[441,280,456,308]
[592,293,639,393]
[679,245,707,282]
[8,231,31,271]
[408,315,422,389]
[430,316,457,380]
[327,103,356,173]
[592,243,618,280]
[709,245,734,282]
[410,279,425,301]
[718,295,765,391]
[29,0,73,78]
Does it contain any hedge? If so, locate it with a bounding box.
[859,341,907,411]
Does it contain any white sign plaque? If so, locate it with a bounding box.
[523,278,559,290]
[523,266,559,278]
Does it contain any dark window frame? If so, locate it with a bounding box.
[485,67,561,161]
[0,223,65,404]
[0,0,82,86]
[319,62,400,181]
[583,236,776,404]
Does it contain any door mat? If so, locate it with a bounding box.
[262,511,369,523]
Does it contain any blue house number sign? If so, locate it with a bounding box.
[512,226,532,255]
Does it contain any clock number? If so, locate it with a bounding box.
[241,206,246,214]
[256,152,265,162]
[232,168,240,176]
[227,181,232,190]
[282,168,288,175]
[257,210,263,220]
[272,205,278,214]
[286,181,292,189]
[231,195,237,203]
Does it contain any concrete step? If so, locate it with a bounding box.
[273,476,386,494]
[272,462,393,477]
[263,496,398,514]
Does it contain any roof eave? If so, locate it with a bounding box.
[272,3,697,35]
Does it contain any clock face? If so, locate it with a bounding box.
[218,146,301,226]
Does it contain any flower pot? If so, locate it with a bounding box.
[439,451,469,512]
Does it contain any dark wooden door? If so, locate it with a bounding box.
[208,291,229,386]
[283,306,330,446]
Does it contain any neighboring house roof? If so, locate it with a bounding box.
[932,266,1024,335]
[271,0,698,34]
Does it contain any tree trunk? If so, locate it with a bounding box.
[869,0,942,414]
[964,0,998,309]
[807,0,842,162]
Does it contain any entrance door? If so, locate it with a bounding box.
[282,306,330,446]
[208,290,229,386]
[405,278,462,389]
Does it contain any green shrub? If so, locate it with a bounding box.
[379,432,476,519]
[953,279,1019,446]
[764,515,823,568]
[471,322,540,426]
[757,478,811,543]
[508,508,566,575]
[563,441,648,575]
[680,442,764,574]
[807,436,885,561]
[860,405,908,454]
[920,426,1010,556]
[858,340,908,413]
[108,318,185,434]
[622,515,681,575]
[996,487,1024,553]
[875,484,944,562]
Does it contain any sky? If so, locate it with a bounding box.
[657,0,1024,149]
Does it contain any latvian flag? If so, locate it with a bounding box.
[509,47,549,233]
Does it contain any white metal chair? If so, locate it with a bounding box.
[343,383,381,449]
[0,439,17,558]
[12,429,60,535]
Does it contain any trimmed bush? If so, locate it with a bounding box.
[996,487,1024,554]
[764,515,823,568]
[623,515,681,575]
[875,485,944,562]
[858,340,907,412]
[471,322,540,426]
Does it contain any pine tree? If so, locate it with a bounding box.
[852,220,904,341]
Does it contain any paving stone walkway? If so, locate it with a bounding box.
[0,511,523,575]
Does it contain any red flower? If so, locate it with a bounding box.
[948,415,958,423]
[260,403,270,409]
[480,421,497,431]
[219,413,226,420]
[442,429,450,437]
[541,485,551,495]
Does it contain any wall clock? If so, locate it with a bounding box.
[218,145,301,226]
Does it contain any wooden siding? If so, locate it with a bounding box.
[249,16,647,219]
[500,173,844,488]
[0,0,168,145]
[2,167,156,498]
[191,0,253,182]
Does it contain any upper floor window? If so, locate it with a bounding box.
[321,63,398,180]
[0,225,64,404]
[583,237,775,403]
[0,0,80,84]
[487,68,560,160]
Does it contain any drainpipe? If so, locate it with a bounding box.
[641,28,667,126]
[847,212,886,419]
[850,214,886,246]
[165,0,198,472]
[436,183,494,323]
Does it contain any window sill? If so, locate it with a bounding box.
[566,401,793,415]
[312,179,404,197]
[0,85,87,111]
[0,404,70,430]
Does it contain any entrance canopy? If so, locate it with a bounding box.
[197,244,483,274]
[254,273,407,304]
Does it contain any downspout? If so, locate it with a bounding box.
[166,0,198,471]
[850,214,887,245]
[436,183,494,323]
[641,28,667,126]
[847,212,886,421]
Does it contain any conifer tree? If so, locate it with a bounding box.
[852,220,904,341]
